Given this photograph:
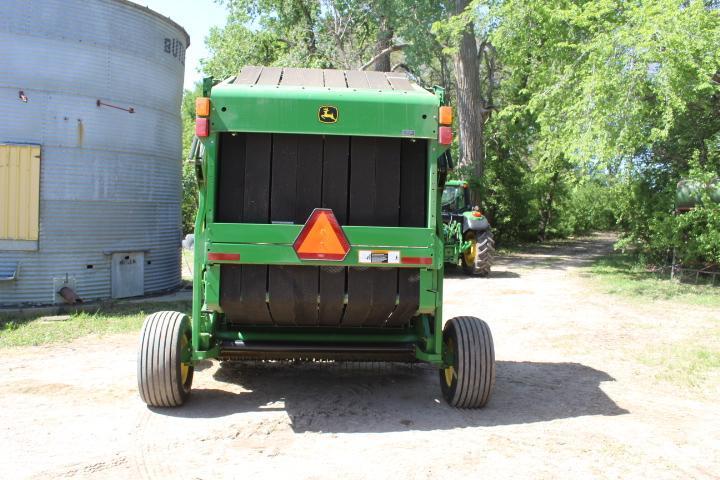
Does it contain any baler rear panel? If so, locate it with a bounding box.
[215,132,427,328]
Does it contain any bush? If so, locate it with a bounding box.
[615,159,720,267]
[558,180,618,236]
[673,203,720,265]
[181,162,197,235]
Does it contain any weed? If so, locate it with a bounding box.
[639,329,720,389]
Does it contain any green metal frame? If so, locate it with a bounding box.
[443,220,472,266]
[191,77,449,366]
[209,81,440,140]
[441,180,476,266]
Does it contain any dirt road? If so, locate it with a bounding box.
[2,234,719,479]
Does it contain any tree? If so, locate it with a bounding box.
[491,0,720,249]
[433,1,498,204]
[453,0,487,184]
[207,0,449,78]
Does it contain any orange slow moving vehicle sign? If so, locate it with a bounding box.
[293,209,350,261]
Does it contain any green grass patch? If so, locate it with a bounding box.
[589,253,720,307]
[0,300,191,348]
[639,330,720,389]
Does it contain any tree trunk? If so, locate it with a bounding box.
[454,0,486,203]
[538,172,560,242]
[372,16,393,71]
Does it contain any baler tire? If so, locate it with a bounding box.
[461,231,494,276]
[439,316,495,408]
[137,311,193,407]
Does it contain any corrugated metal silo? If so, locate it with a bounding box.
[0,0,189,305]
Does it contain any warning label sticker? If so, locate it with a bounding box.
[358,250,400,264]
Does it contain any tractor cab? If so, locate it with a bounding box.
[442,180,471,216]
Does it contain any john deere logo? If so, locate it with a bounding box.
[318,106,339,124]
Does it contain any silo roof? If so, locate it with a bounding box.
[118,0,191,46]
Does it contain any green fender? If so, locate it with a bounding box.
[461,211,491,234]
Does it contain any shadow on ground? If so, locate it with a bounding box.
[444,268,521,279]
[153,360,628,433]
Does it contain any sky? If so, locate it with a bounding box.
[137,0,227,89]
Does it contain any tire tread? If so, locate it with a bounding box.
[440,316,495,408]
[137,311,192,407]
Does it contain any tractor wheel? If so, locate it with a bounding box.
[461,230,495,276]
[137,311,193,407]
[439,316,495,408]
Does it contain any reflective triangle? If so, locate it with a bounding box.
[294,209,350,260]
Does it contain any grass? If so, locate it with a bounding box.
[0,300,191,349]
[639,328,720,389]
[589,253,720,307]
[589,252,720,391]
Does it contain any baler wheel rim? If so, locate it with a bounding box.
[461,230,494,276]
[180,334,191,385]
[463,231,477,266]
[443,337,457,387]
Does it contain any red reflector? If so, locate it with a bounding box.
[439,126,452,145]
[293,209,350,261]
[196,117,210,137]
[472,211,482,217]
[207,252,240,261]
[401,257,433,265]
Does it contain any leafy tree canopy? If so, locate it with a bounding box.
[187,0,720,265]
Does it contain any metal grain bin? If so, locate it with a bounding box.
[0,0,189,305]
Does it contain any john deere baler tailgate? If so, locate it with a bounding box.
[202,130,437,329]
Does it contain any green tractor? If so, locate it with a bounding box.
[137,67,495,409]
[442,180,494,276]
